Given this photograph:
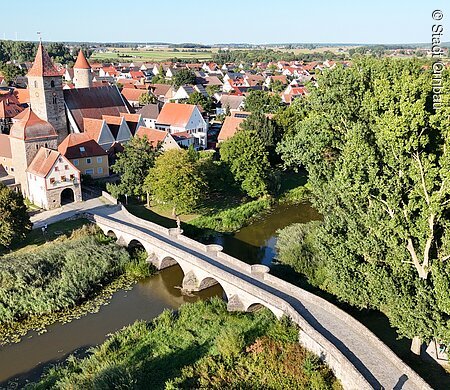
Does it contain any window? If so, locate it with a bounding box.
[86,158,92,164]
[10,167,14,172]
[98,167,103,174]
[34,81,37,88]
[50,178,56,184]
[55,166,59,171]
[50,80,55,88]
[85,169,94,175]
[52,96,57,104]
[79,146,85,153]
[73,159,79,166]
[70,174,75,181]
[64,165,69,170]
[61,176,66,182]
[96,156,103,163]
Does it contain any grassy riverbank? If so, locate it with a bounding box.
[127,171,308,238]
[0,225,154,345]
[28,299,341,389]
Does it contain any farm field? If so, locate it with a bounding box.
[89,47,214,62]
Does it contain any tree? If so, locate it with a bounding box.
[220,129,272,198]
[107,136,158,198]
[243,90,284,114]
[270,79,285,93]
[0,184,31,247]
[139,93,157,106]
[240,112,281,165]
[278,58,450,348]
[0,63,24,84]
[186,91,214,112]
[206,84,220,96]
[144,149,207,215]
[172,69,196,88]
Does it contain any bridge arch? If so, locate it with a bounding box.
[244,301,281,318]
[106,230,117,241]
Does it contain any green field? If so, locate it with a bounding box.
[90,47,213,62]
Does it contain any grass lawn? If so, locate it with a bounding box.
[8,218,90,254]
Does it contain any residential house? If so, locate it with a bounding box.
[121,88,151,107]
[58,132,109,178]
[216,94,245,115]
[155,103,207,148]
[138,102,163,128]
[217,111,250,142]
[119,112,145,136]
[102,115,132,145]
[83,117,115,151]
[135,126,181,150]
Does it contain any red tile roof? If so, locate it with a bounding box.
[9,108,57,140]
[156,103,196,127]
[27,148,60,177]
[83,118,105,141]
[135,126,167,148]
[27,43,61,77]
[121,88,148,102]
[58,132,106,159]
[102,115,123,125]
[218,115,245,142]
[74,50,91,69]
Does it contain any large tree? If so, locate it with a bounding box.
[278,58,450,349]
[243,90,284,114]
[172,69,196,88]
[186,91,214,112]
[107,136,158,198]
[0,184,31,247]
[144,149,207,215]
[220,128,272,198]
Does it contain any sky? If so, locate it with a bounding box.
[1,0,449,44]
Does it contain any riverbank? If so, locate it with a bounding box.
[0,225,153,346]
[28,299,341,390]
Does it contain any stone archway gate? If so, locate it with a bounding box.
[87,205,431,390]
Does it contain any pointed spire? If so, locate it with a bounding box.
[73,49,91,69]
[27,42,60,77]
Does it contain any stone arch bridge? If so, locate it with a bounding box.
[87,205,431,390]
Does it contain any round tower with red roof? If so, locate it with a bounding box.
[73,49,92,89]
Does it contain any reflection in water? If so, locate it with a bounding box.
[210,202,320,265]
[0,203,316,386]
[0,266,224,385]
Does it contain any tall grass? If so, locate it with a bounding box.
[0,225,145,326]
[28,299,341,389]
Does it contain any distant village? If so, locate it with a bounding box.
[0,43,349,210]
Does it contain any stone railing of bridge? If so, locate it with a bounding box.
[86,207,431,390]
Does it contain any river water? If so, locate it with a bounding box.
[1,202,447,388]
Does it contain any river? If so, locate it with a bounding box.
[0,202,448,388]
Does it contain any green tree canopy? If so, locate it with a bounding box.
[172,69,196,88]
[0,63,24,84]
[139,93,157,106]
[0,184,31,247]
[278,58,450,346]
[220,128,272,198]
[243,90,284,114]
[144,149,207,215]
[186,91,214,112]
[107,136,158,198]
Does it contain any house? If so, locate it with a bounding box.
[83,118,115,151]
[138,102,163,128]
[0,134,14,176]
[0,87,25,133]
[172,132,195,148]
[58,133,109,178]
[64,85,130,133]
[135,126,181,150]
[264,75,288,88]
[148,83,176,102]
[119,112,145,136]
[217,111,250,142]
[155,103,207,148]
[121,88,151,107]
[216,94,245,115]
[102,115,132,145]
[172,84,208,101]
[26,148,81,209]
[281,85,307,104]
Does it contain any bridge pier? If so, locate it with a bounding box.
[227,294,246,312]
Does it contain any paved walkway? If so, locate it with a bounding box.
[93,206,430,390]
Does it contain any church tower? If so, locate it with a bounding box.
[73,49,92,89]
[27,42,68,145]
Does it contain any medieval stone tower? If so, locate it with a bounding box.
[27,42,68,145]
[73,49,92,89]
[9,108,58,197]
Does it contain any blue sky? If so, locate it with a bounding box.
[1,0,448,44]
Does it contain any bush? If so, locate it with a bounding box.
[29,300,340,389]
